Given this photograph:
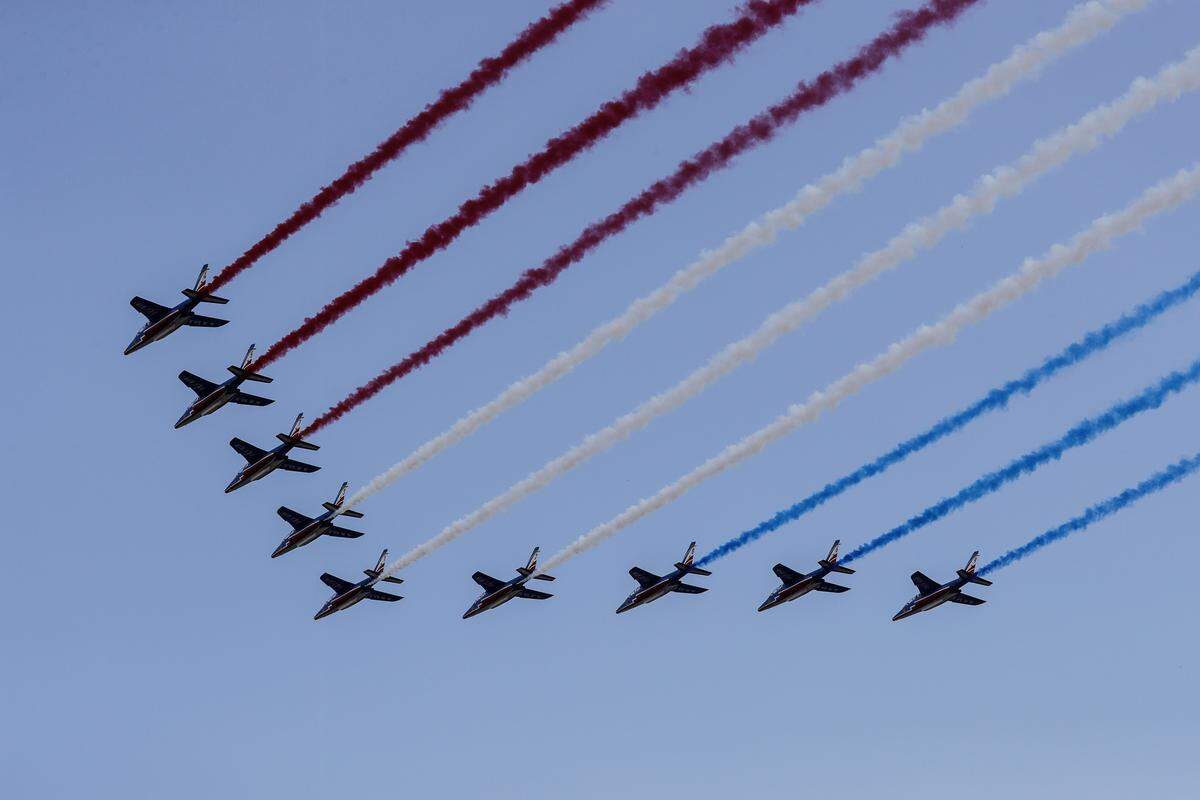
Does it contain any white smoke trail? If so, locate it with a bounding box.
[376,52,1198,579]
[542,163,1200,571]
[348,0,1149,509]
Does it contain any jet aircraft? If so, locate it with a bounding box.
[463,547,556,619]
[757,539,855,612]
[892,551,993,622]
[125,265,229,355]
[272,482,365,558]
[616,541,712,614]
[314,549,403,620]
[175,344,274,428]
[226,413,320,493]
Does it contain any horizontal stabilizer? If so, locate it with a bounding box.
[365,588,403,602]
[228,365,273,383]
[184,313,228,328]
[516,568,555,581]
[277,433,320,451]
[181,288,230,304]
[814,581,850,593]
[949,593,986,606]
[515,588,553,600]
[819,560,855,575]
[324,501,364,518]
[957,569,993,586]
[672,582,708,595]
[675,563,712,576]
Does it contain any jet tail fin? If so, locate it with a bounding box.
[674,541,712,575]
[277,413,320,450]
[363,549,403,584]
[515,546,556,581]
[182,264,229,304]
[323,482,364,517]
[818,539,855,574]
[958,550,992,585]
[228,345,272,383]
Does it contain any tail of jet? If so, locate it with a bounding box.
[276,413,320,451]
[181,264,230,304]
[675,541,713,576]
[515,546,556,582]
[363,549,404,585]
[324,481,364,518]
[818,539,856,574]
[227,344,273,383]
[957,550,993,586]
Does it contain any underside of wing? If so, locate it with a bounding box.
[949,593,986,606]
[910,571,941,596]
[185,313,229,328]
[772,563,805,584]
[319,573,355,594]
[230,437,267,463]
[628,567,660,588]
[178,370,218,397]
[276,506,312,529]
[365,589,403,602]
[672,582,707,595]
[814,581,850,593]
[279,458,320,473]
[230,391,274,407]
[131,296,169,322]
[471,572,506,593]
[325,525,365,539]
[516,588,553,600]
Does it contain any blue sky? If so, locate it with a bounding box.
[3,1,1199,796]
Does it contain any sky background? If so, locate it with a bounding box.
[3,1,1199,796]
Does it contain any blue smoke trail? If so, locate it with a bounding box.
[841,358,1200,563]
[979,451,1200,575]
[696,269,1200,567]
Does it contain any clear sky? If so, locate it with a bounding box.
[3,1,1199,797]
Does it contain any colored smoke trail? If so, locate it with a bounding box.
[207,0,610,292]
[979,451,1200,575]
[698,267,1200,566]
[538,163,1200,574]
[842,358,1200,563]
[345,0,1148,502]
[362,51,1199,564]
[254,0,820,365]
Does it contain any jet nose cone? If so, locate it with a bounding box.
[757,597,776,613]
[314,606,333,621]
[174,413,194,430]
[224,479,241,494]
[271,542,290,559]
[462,606,481,620]
[123,339,142,356]
[892,610,906,622]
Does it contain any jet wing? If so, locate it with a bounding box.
[515,588,553,600]
[471,572,506,593]
[320,573,356,594]
[629,567,660,588]
[365,589,403,602]
[325,525,365,539]
[276,506,313,529]
[184,313,229,328]
[672,582,708,594]
[178,370,218,397]
[131,296,169,322]
[772,563,805,584]
[230,391,274,407]
[910,571,941,596]
[279,458,321,473]
[814,581,850,593]
[230,437,268,463]
[949,593,986,606]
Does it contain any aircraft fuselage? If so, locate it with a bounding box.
[272,512,337,558]
[226,445,294,493]
[892,579,968,621]
[463,583,524,619]
[758,573,823,611]
[177,378,244,428]
[314,585,371,620]
[616,570,687,614]
[125,298,200,354]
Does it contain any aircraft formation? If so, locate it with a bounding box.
[130,284,997,622]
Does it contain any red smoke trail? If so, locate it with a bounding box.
[206,0,609,292]
[254,0,815,365]
[305,0,984,435]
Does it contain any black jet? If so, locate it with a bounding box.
[314,549,403,621]
[616,541,712,614]
[757,539,856,612]
[225,413,320,493]
[463,547,556,619]
[175,344,274,428]
[272,482,365,558]
[892,551,993,622]
[125,265,229,355]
